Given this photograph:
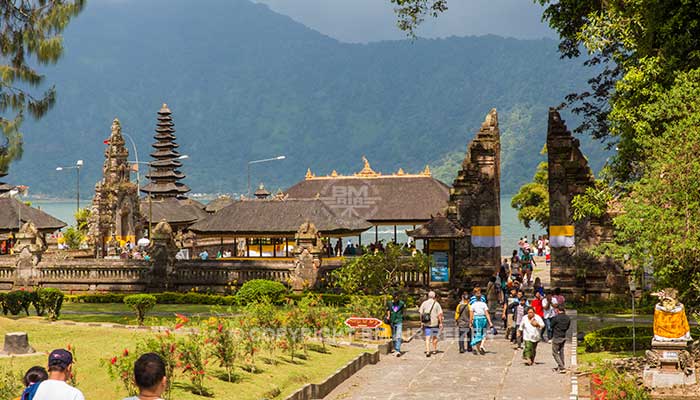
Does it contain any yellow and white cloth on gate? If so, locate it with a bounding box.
[471,226,500,248]
[549,225,575,248]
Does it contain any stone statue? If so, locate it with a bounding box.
[651,288,691,342]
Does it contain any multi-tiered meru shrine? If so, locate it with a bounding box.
[141,104,190,198]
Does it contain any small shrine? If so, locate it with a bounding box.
[644,288,695,388]
[87,118,143,256]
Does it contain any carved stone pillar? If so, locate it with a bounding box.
[448,109,501,287]
[290,221,322,291]
[547,108,624,298]
[147,219,178,291]
[13,221,45,288]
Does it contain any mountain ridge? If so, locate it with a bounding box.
[5,0,606,197]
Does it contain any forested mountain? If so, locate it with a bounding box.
[6,0,607,197]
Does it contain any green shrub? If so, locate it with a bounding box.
[38,288,65,320]
[67,293,127,303]
[236,280,287,305]
[3,290,33,316]
[124,294,157,325]
[30,291,44,316]
[583,326,700,352]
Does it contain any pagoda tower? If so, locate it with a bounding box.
[141,104,190,198]
[0,171,11,195]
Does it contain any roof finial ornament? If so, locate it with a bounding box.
[305,168,314,180]
[356,156,379,177]
[421,165,431,176]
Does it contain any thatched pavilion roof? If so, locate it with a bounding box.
[406,214,465,239]
[0,198,66,232]
[285,158,449,224]
[189,198,371,236]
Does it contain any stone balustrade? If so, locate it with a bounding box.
[0,254,428,293]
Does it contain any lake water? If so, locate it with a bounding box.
[31,195,543,256]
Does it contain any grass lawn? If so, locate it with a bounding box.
[577,346,644,368]
[0,317,367,399]
[56,303,239,326]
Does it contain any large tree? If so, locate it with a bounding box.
[0,0,85,174]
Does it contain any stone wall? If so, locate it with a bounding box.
[546,108,625,299]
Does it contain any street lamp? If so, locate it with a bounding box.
[131,154,189,240]
[247,155,285,197]
[624,253,637,355]
[56,159,83,213]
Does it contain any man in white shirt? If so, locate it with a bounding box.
[33,349,84,400]
[519,307,544,366]
[419,291,443,357]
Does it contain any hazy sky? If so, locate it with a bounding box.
[253,0,556,43]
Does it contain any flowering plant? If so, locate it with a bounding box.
[102,347,137,396]
[206,317,239,382]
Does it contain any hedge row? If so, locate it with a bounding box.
[0,288,64,320]
[65,292,355,306]
[66,292,237,306]
[583,326,700,352]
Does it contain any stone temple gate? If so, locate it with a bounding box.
[413,108,625,297]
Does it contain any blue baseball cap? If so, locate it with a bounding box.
[48,349,73,368]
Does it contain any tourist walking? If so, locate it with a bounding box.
[503,288,518,339]
[519,307,545,366]
[386,293,406,357]
[521,248,536,285]
[542,291,558,341]
[33,349,84,400]
[550,305,571,373]
[469,286,487,304]
[511,290,528,349]
[553,287,566,308]
[124,353,168,400]
[19,366,47,400]
[419,291,443,357]
[486,276,499,318]
[455,293,472,353]
[510,250,520,276]
[469,295,494,355]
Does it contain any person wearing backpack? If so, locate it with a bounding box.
[17,366,47,400]
[419,291,443,357]
[455,293,472,353]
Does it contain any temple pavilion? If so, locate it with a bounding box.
[188,157,449,258]
[0,177,66,254]
[285,157,450,244]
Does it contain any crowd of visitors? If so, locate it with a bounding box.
[384,236,571,375]
[16,349,166,400]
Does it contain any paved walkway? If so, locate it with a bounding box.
[324,313,574,400]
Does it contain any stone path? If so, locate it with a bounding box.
[323,313,574,400]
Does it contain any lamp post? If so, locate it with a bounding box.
[624,253,637,355]
[121,132,141,194]
[629,276,637,355]
[131,155,189,240]
[56,159,83,213]
[247,155,285,197]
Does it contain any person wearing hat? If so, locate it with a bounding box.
[33,349,84,400]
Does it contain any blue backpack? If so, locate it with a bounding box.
[22,383,41,400]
